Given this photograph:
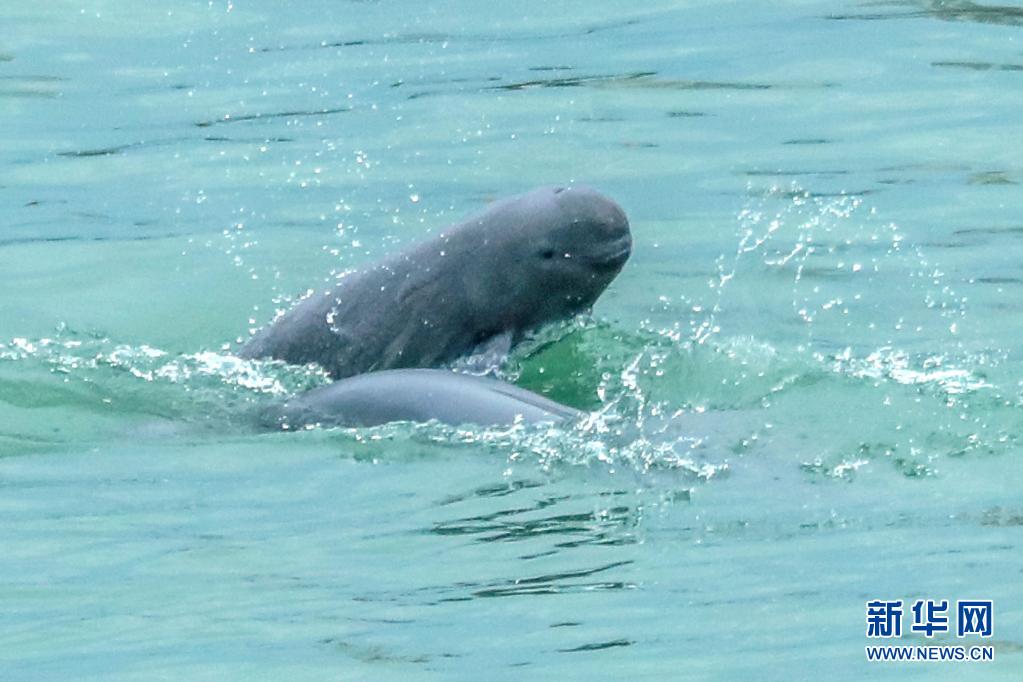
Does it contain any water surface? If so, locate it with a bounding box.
[2,1,1022,679]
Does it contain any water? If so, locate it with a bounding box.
[2,1,1022,678]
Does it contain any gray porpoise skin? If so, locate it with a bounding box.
[240,186,631,379]
[261,369,583,429]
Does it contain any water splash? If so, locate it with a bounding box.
[3,176,1016,480]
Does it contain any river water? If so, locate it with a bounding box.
[2,1,1022,679]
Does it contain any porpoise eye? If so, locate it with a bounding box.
[540,248,556,260]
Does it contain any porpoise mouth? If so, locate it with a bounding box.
[590,235,632,271]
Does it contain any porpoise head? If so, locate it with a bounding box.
[466,185,631,333]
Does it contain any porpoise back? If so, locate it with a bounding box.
[259,369,582,429]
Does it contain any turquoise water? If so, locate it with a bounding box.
[3,1,1022,678]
